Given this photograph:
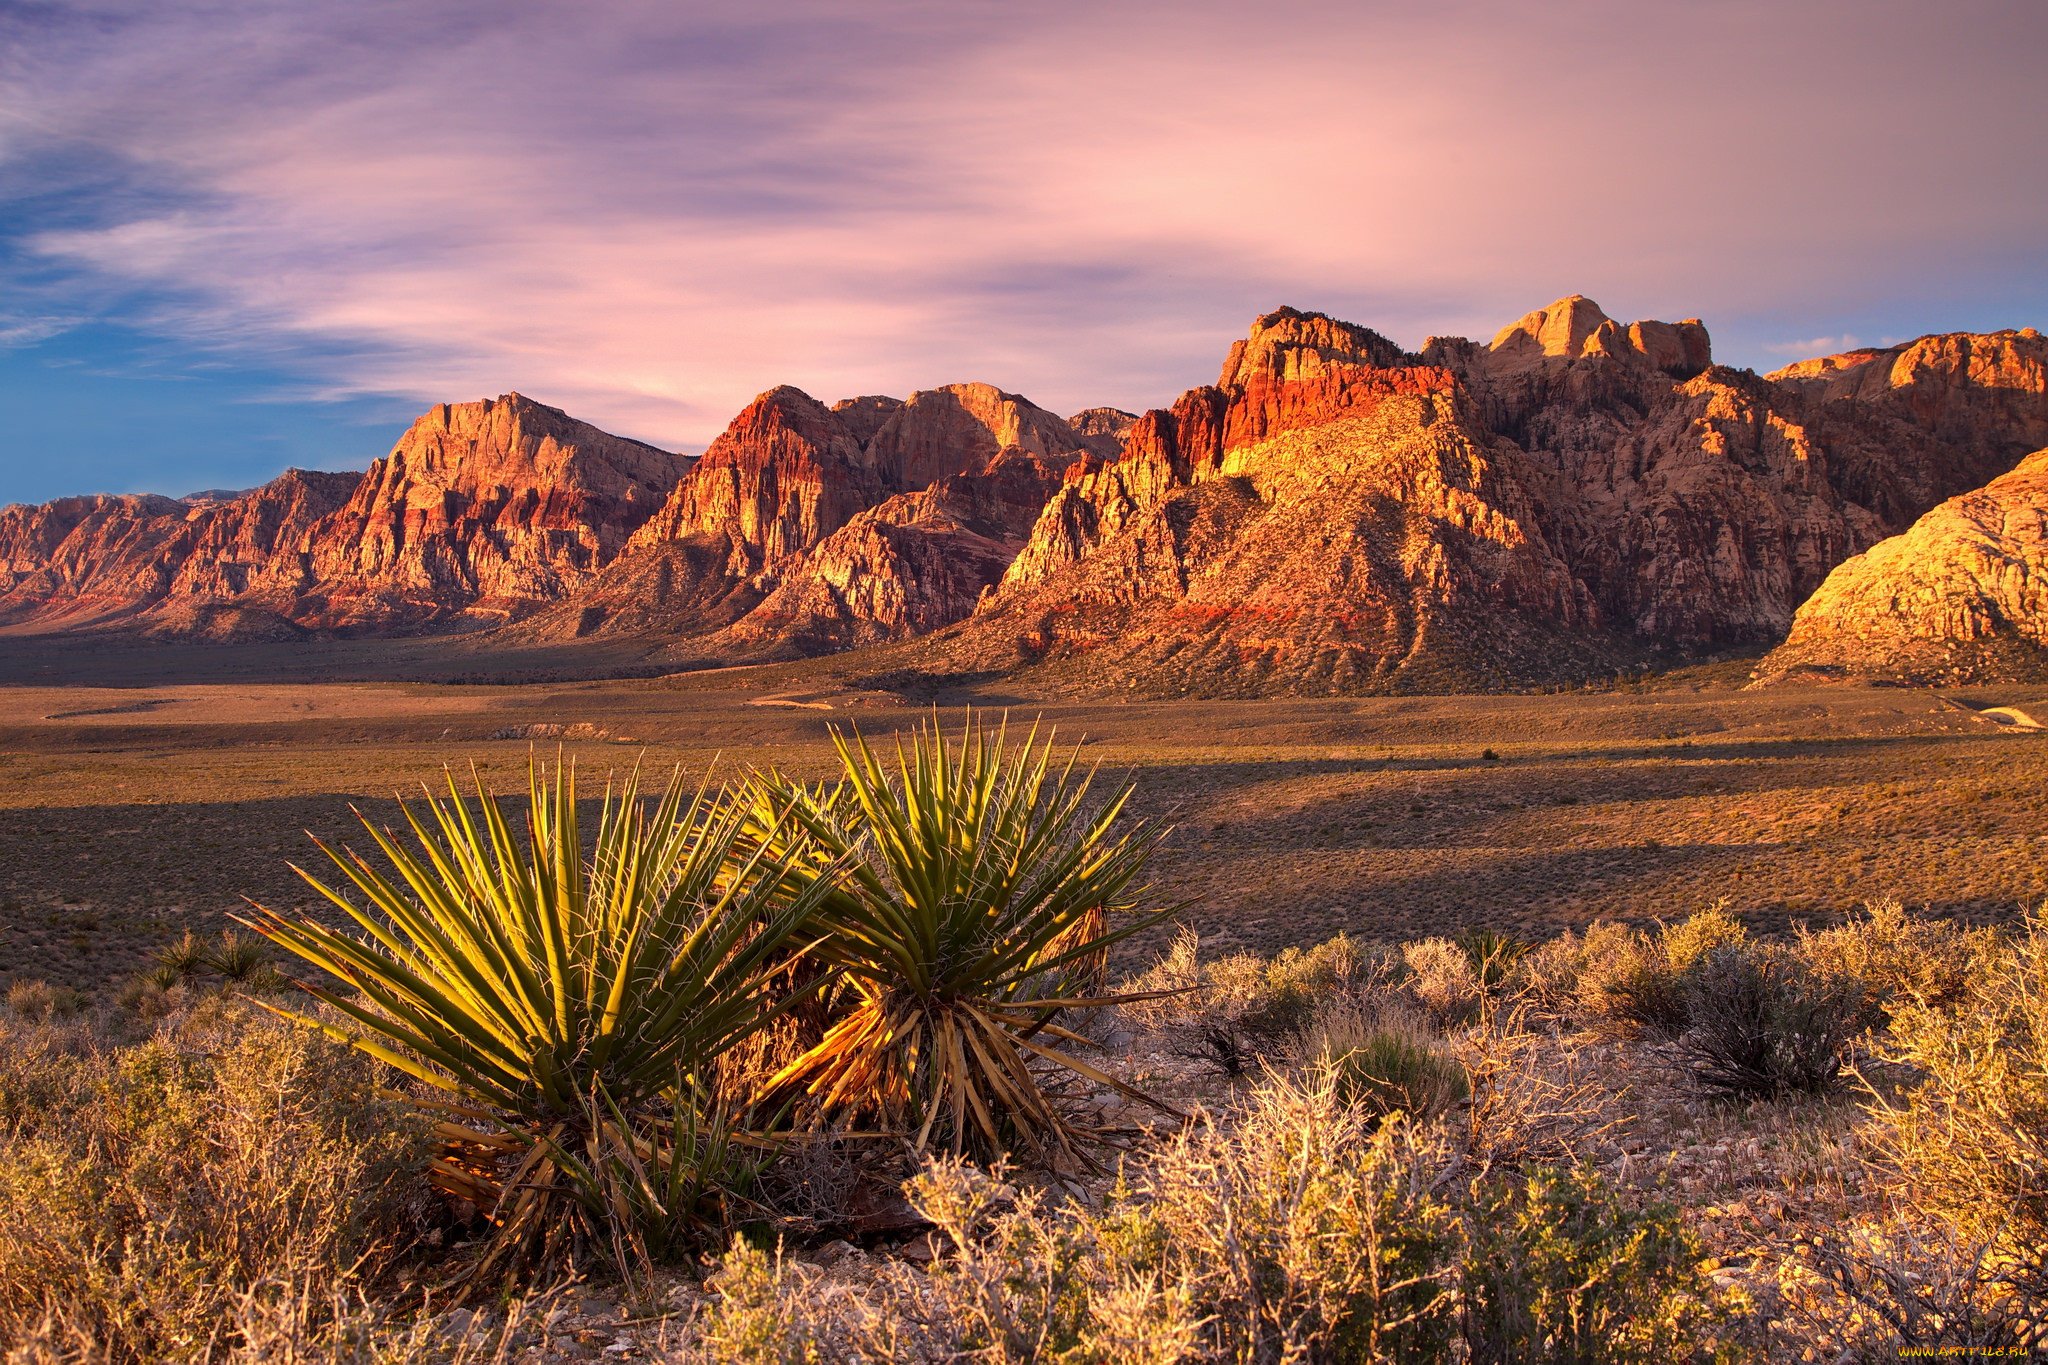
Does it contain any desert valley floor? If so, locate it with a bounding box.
[3,640,2045,994]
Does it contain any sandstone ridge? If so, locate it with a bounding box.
[1757,447,2048,685]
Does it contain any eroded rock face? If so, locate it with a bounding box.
[932,299,2048,694]
[714,448,1075,655]
[280,395,686,630]
[955,307,1605,693]
[547,382,1103,649]
[9,304,2048,685]
[1066,407,1139,444]
[0,395,686,635]
[1758,448,2048,683]
[0,473,358,634]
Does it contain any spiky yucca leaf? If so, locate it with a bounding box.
[243,758,833,1276]
[750,715,1177,1168]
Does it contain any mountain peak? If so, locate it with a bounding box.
[1218,307,1408,388]
[1485,297,1709,377]
[1490,295,1613,358]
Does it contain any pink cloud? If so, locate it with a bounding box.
[9,0,2047,450]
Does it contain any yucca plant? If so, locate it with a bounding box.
[154,928,208,978]
[242,758,834,1280]
[749,715,1178,1169]
[202,928,269,982]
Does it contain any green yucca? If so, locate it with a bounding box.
[750,715,1178,1168]
[202,928,269,982]
[243,758,833,1278]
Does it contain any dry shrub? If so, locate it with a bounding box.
[693,1241,911,1363]
[3,979,90,1023]
[1462,1164,1742,1365]
[1121,930,1395,1074]
[1798,898,1996,1025]
[1581,908,1755,1041]
[1864,913,2048,1263]
[0,999,431,1362]
[1302,1003,1470,1121]
[1669,944,1861,1098]
[1402,936,1485,1024]
[1517,921,1639,1021]
[693,1073,1464,1363]
[1771,1213,2041,1360]
[1660,903,1749,970]
[1451,1006,1627,1167]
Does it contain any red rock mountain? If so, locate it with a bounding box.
[915,301,2048,693]
[1758,447,2048,684]
[6,305,2047,692]
[0,394,687,636]
[0,473,358,635]
[532,382,1110,648]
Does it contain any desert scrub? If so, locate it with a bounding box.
[247,759,835,1281]
[1403,935,1486,1023]
[911,1071,1464,1364]
[1667,943,1861,1098]
[1301,1002,1470,1120]
[1863,912,2048,1266]
[1581,907,1751,1040]
[1516,920,1638,1021]
[1121,929,1392,1076]
[3,976,89,1022]
[1798,897,1995,1025]
[1462,1164,1743,1364]
[0,999,428,1363]
[692,1072,1465,1362]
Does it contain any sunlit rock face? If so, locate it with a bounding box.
[4,308,2047,690]
[930,303,2048,694]
[1759,447,2048,684]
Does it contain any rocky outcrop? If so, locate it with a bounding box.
[626,386,881,578]
[941,307,1609,693]
[278,395,685,630]
[1757,448,2048,683]
[540,382,1103,650]
[8,302,2048,689]
[1066,407,1139,444]
[0,395,686,635]
[713,447,1074,654]
[0,472,358,633]
[923,299,2048,694]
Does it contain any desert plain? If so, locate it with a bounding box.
[6,636,2045,996]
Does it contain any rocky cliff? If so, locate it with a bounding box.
[537,382,1103,649]
[919,299,2048,694]
[0,394,687,635]
[1757,448,2048,684]
[8,302,2047,689]
[0,473,358,634]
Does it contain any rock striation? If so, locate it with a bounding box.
[1757,448,2048,684]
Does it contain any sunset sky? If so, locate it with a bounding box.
[2,0,2045,503]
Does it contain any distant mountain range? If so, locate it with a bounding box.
[5,297,2045,692]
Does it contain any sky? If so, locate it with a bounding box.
[2,0,2045,505]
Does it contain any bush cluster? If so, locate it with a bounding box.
[0,999,429,1361]
[693,1069,1741,1364]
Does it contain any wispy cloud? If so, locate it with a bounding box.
[4,0,2047,454]
[1762,335,1863,356]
